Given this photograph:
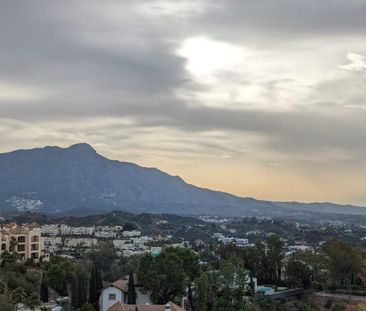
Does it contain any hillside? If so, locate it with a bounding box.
[1,143,366,218]
[0,143,279,216]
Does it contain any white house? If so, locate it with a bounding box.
[99,279,128,311]
[99,278,152,311]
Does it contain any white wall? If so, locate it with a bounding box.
[99,286,125,311]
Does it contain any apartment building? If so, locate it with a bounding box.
[0,223,48,262]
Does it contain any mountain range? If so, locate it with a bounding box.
[1,143,366,219]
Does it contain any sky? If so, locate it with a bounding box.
[1,0,366,205]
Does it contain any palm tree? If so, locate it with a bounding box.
[11,287,26,311]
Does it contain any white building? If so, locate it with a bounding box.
[235,238,249,247]
[44,237,63,253]
[122,230,141,237]
[0,223,48,262]
[100,280,128,311]
[99,278,152,311]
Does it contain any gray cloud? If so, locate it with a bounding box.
[1,0,366,203]
[195,0,366,43]
[0,1,189,99]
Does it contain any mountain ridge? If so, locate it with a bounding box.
[0,143,365,218]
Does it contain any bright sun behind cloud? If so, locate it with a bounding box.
[177,37,244,76]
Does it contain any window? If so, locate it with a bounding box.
[31,244,39,251]
[31,236,39,242]
[18,245,25,252]
[1,243,6,251]
[108,294,116,301]
[18,236,26,243]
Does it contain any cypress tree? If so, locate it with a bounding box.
[78,272,87,306]
[40,280,49,303]
[127,272,136,304]
[89,265,98,306]
[70,276,80,308]
[96,268,103,293]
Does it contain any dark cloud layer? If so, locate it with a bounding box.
[1,0,366,203]
[200,0,366,41]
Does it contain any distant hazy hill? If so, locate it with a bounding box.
[0,143,365,218]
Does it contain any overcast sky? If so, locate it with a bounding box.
[1,0,366,205]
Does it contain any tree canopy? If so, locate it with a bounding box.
[138,247,200,303]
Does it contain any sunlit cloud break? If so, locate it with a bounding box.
[1,0,366,205]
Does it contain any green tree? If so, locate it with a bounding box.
[242,245,262,292]
[78,272,88,306]
[194,274,208,311]
[127,272,136,304]
[215,262,249,311]
[216,244,241,264]
[195,262,250,311]
[70,268,88,308]
[267,235,284,281]
[71,275,80,309]
[322,239,363,288]
[284,257,311,289]
[96,268,103,294]
[138,249,186,303]
[195,271,220,311]
[165,248,201,281]
[0,302,15,311]
[89,264,101,308]
[297,250,326,284]
[11,287,26,311]
[45,258,74,296]
[9,237,18,252]
[1,251,20,267]
[124,222,137,231]
[26,292,41,311]
[77,303,95,311]
[88,242,118,279]
[0,280,5,295]
[253,241,268,282]
[40,280,49,303]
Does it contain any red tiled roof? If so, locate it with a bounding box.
[107,301,185,311]
[112,279,129,292]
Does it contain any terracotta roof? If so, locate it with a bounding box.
[1,223,41,234]
[9,228,29,234]
[107,301,185,311]
[112,279,128,292]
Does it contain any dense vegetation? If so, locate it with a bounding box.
[1,221,366,311]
